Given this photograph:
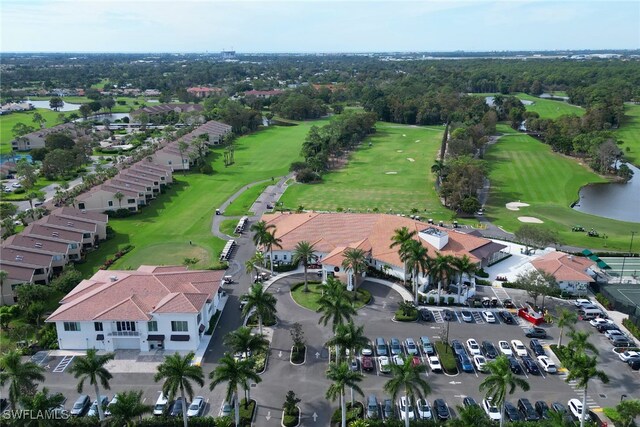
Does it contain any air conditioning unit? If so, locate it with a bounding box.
[109,276,118,282]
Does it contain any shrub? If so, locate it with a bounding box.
[331,402,363,424]
[238,399,256,427]
[428,296,435,304]
[199,163,213,174]
[394,307,418,322]
[103,208,137,218]
[622,318,640,341]
[283,391,301,427]
[476,279,491,286]
[295,168,321,183]
[476,268,490,278]
[253,349,268,372]
[434,342,458,374]
[595,293,613,310]
[13,188,25,194]
[447,296,455,305]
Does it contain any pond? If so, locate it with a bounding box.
[27,100,81,111]
[76,113,130,122]
[572,163,640,223]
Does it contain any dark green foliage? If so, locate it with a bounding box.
[51,265,84,293]
[331,401,363,424]
[271,91,328,120]
[44,133,74,150]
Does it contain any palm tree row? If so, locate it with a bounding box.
[250,220,282,276]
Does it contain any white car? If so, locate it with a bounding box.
[361,345,373,356]
[537,356,557,373]
[378,356,391,373]
[574,299,592,307]
[405,338,419,356]
[498,341,513,356]
[105,395,118,416]
[466,339,481,356]
[619,350,639,362]
[416,398,432,420]
[393,354,405,365]
[473,355,487,372]
[568,398,586,420]
[589,317,613,327]
[11,182,22,188]
[510,340,528,357]
[428,356,442,372]
[482,311,496,323]
[398,396,415,421]
[482,398,502,421]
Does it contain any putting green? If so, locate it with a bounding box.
[116,242,211,269]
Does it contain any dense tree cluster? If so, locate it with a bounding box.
[271,90,328,120]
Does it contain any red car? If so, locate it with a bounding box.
[411,356,421,367]
[362,355,374,371]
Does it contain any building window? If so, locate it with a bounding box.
[168,160,172,165]
[147,321,158,332]
[108,201,113,207]
[94,322,103,331]
[274,255,278,260]
[115,321,136,332]
[127,199,135,204]
[283,254,287,260]
[171,321,188,332]
[197,313,201,324]
[63,322,80,332]
[78,203,85,210]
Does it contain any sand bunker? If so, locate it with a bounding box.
[402,134,407,137]
[407,158,415,162]
[518,216,544,223]
[506,202,531,211]
[386,171,398,175]
[396,150,404,153]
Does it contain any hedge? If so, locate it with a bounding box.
[622,318,640,341]
[394,308,418,322]
[282,407,299,427]
[331,402,363,425]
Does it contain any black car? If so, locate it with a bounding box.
[382,399,394,420]
[629,358,640,370]
[443,309,454,321]
[550,402,566,415]
[597,323,620,333]
[521,355,540,375]
[525,327,547,338]
[433,399,450,420]
[420,309,433,322]
[507,356,522,374]
[170,398,185,417]
[517,398,540,422]
[535,401,551,419]
[611,338,635,348]
[529,339,546,356]
[498,311,515,324]
[482,341,499,359]
[504,401,522,422]
[463,397,479,408]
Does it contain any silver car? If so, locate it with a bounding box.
[187,396,205,417]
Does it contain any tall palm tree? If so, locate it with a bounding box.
[384,357,431,427]
[325,321,368,363]
[567,330,598,355]
[451,255,477,301]
[210,353,262,427]
[0,269,8,306]
[565,353,609,427]
[431,160,447,183]
[479,355,530,427]
[250,220,275,260]
[245,252,265,281]
[107,390,153,427]
[404,240,429,304]
[241,283,277,336]
[224,326,269,358]
[325,362,364,427]
[68,348,116,422]
[431,252,455,305]
[262,230,282,276]
[317,278,357,333]
[154,352,204,427]
[556,308,578,347]
[389,227,417,286]
[19,387,65,427]
[341,248,368,295]
[292,240,317,292]
[0,351,45,410]
[114,191,125,208]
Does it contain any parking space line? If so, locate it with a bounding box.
[53,355,74,373]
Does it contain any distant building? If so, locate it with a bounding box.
[530,252,596,295]
[244,89,285,99]
[221,50,236,59]
[187,87,224,98]
[11,123,81,151]
[130,104,203,118]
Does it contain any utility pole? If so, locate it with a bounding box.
[619,231,637,284]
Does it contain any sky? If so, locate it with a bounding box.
[1,0,639,53]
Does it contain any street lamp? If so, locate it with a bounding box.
[619,231,637,284]
[621,394,627,403]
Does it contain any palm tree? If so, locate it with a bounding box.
[114,191,125,208]
[341,248,368,295]
[565,353,609,427]
[19,387,65,427]
[431,252,455,305]
[210,353,262,427]
[68,348,116,422]
[178,141,189,175]
[431,160,447,183]
[245,252,265,281]
[250,220,274,256]
[224,326,269,358]
[479,355,530,427]
[325,362,364,427]
[154,352,204,427]
[241,283,277,336]
[325,321,368,364]
[0,269,8,306]
[292,240,317,292]
[263,230,282,276]
[106,390,153,427]
[384,357,431,427]
[556,308,578,347]
[404,240,429,304]
[450,404,492,427]
[389,227,417,286]
[451,255,477,300]
[566,330,598,355]
[317,278,357,333]
[0,351,45,410]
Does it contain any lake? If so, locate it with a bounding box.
[27,100,81,111]
[572,163,640,223]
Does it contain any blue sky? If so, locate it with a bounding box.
[2,0,639,52]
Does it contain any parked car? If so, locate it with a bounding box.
[521,355,541,375]
[375,337,388,356]
[525,327,547,338]
[405,338,418,355]
[503,299,515,308]
[596,323,619,333]
[537,355,557,373]
[498,311,515,324]
[420,336,435,355]
[628,358,640,370]
[70,395,91,417]
[350,358,360,371]
[154,393,169,416]
[433,399,450,420]
[451,340,466,356]
[483,398,502,422]
[529,339,546,356]
[220,401,232,417]
[382,399,395,420]
[504,401,522,422]
[574,299,593,308]
[361,344,373,356]
[460,310,473,322]
[362,355,374,371]
[618,350,639,362]
[604,329,627,340]
[378,356,391,373]
[428,356,442,372]
[366,395,379,419]
[187,396,205,418]
[590,317,613,327]
[551,402,567,415]
[473,355,488,372]
[105,395,118,416]
[466,338,481,356]
[170,398,185,417]
[443,309,454,321]
[482,311,496,323]
[511,340,528,357]
[390,338,402,355]
[88,395,109,417]
[507,356,522,374]
[392,354,405,365]
[420,309,433,322]
[518,398,540,421]
[411,356,421,367]
[611,337,635,348]
[458,353,474,372]
[416,398,432,420]
[568,399,586,421]
[498,340,513,356]
[482,341,499,359]
[463,397,479,409]
[535,401,551,420]
[398,396,415,421]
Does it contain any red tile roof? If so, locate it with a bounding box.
[531,252,595,282]
[51,207,108,224]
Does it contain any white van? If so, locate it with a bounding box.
[578,307,603,320]
[153,392,168,416]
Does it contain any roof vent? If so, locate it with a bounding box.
[52,232,59,237]
[67,221,74,226]
[109,275,118,282]
[15,255,24,261]
[34,243,43,248]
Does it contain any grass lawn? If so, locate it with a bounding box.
[484,133,636,251]
[224,181,271,216]
[220,218,240,237]
[290,282,370,311]
[0,109,76,154]
[29,96,155,113]
[516,93,584,119]
[616,103,640,167]
[280,122,454,219]
[77,120,327,277]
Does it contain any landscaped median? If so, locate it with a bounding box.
[289,282,371,311]
[434,341,459,375]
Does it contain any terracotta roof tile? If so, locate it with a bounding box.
[531,252,595,282]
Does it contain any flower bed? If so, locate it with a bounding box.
[290,345,306,365]
[99,245,134,270]
[282,406,300,427]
